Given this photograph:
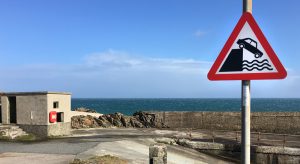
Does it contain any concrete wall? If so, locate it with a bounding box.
[48,122,71,136]
[16,95,48,125]
[16,94,71,137]
[1,96,9,124]
[47,94,71,124]
[0,92,71,137]
[19,122,71,138]
[46,94,71,137]
[152,112,300,134]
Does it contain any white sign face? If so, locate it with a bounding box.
[216,22,277,74]
[207,12,286,80]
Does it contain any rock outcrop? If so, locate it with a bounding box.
[73,107,97,113]
[71,115,100,129]
[71,111,168,129]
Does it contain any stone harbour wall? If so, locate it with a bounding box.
[152,112,300,134]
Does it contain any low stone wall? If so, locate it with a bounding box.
[19,122,71,138]
[151,112,300,134]
[175,139,300,164]
[48,122,71,136]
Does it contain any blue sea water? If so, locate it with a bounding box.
[71,98,300,115]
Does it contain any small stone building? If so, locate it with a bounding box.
[0,91,71,137]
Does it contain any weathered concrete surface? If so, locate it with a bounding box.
[70,111,103,118]
[72,128,233,163]
[152,112,300,134]
[149,143,167,164]
[0,96,9,124]
[75,138,233,164]
[19,122,71,138]
[0,125,28,139]
[48,122,71,136]
[177,139,225,150]
[169,138,300,164]
[1,92,72,137]
[47,93,72,124]
[155,137,178,145]
[254,146,300,155]
[16,95,48,125]
[253,153,300,164]
[0,152,75,164]
[252,146,300,164]
[0,128,233,164]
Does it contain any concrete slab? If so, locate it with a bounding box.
[76,138,233,164]
[71,111,103,118]
[0,152,75,164]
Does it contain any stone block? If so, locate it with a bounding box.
[149,143,167,164]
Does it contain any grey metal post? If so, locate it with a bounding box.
[242,2,252,164]
[243,0,252,14]
[242,80,251,164]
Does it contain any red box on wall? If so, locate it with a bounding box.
[49,111,57,123]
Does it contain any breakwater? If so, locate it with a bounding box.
[152,112,300,134]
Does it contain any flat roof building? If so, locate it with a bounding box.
[0,91,71,137]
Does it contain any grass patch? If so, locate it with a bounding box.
[14,134,37,141]
[0,135,10,140]
[70,155,128,164]
[48,135,66,139]
[0,133,39,142]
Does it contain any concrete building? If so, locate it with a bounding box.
[0,92,71,137]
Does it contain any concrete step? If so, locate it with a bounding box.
[0,125,29,139]
[0,125,19,129]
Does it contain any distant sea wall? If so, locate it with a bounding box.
[151,112,300,134]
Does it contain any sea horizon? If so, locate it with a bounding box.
[72,97,300,99]
[71,98,300,115]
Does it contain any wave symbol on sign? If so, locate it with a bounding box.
[242,59,273,71]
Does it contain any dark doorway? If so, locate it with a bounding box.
[8,97,16,124]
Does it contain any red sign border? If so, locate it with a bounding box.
[207,12,287,80]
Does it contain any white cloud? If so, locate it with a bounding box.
[0,50,298,98]
[0,50,215,97]
[83,49,211,74]
[194,30,206,38]
[85,49,142,68]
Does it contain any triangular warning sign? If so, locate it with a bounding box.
[208,12,287,80]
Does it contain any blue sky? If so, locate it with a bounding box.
[0,0,299,98]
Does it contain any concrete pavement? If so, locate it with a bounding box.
[0,153,75,164]
[0,128,235,164]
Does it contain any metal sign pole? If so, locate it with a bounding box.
[242,1,252,164]
[242,80,251,163]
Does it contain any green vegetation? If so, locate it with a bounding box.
[0,133,39,142]
[14,134,37,141]
[70,155,128,164]
[0,135,10,140]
